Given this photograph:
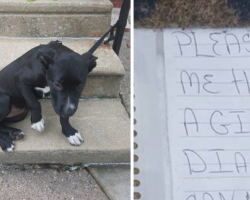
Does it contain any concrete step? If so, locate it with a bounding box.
[0,0,112,37]
[0,99,130,165]
[0,37,124,98]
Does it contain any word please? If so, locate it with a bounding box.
[172,31,250,57]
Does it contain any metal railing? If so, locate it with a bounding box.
[112,0,130,55]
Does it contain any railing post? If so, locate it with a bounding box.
[112,0,130,55]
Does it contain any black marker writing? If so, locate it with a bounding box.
[235,152,247,173]
[243,33,250,53]
[203,193,214,200]
[191,32,214,57]
[210,32,222,56]
[210,110,229,135]
[231,69,250,94]
[183,149,207,175]
[219,193,226,200]
[184,108,199,136]
[186,194,197,200]
[203,74,219,94]
[246,192,250,200]
[172,31,192,56]
[181,70,200,94]
[225,33,241,55]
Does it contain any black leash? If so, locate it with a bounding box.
[88,22,118,55]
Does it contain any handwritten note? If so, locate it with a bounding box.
[164,29,250,200]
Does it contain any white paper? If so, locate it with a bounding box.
[134,29,171,200]
[164,28,250,200]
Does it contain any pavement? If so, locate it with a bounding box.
[89,165,131,200]
[0,31,131,199]
[0,166,108,200]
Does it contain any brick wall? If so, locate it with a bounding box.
[110,0,123,8]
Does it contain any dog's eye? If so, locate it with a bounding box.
[54,82,63,91]
[77,84,85,91]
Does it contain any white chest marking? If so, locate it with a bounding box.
[69,103,75,110]
[35,86,50,97]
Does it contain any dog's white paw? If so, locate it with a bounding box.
[67,132,84,146]
[6,144,14,152]
[31,118,45,132]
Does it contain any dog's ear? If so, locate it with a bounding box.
[37,49,56,70]
[82,52,98,73]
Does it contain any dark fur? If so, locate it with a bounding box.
[0,41,97,151]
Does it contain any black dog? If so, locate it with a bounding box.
[0,41,97,152]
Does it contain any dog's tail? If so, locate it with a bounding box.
[88,23,118,55]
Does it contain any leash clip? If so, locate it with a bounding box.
[104,22,118,45]
[104,35,115,44]
[88,22,118,54]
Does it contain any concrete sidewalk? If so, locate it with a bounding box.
[89,165,130,200]
[0,166,108,200]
